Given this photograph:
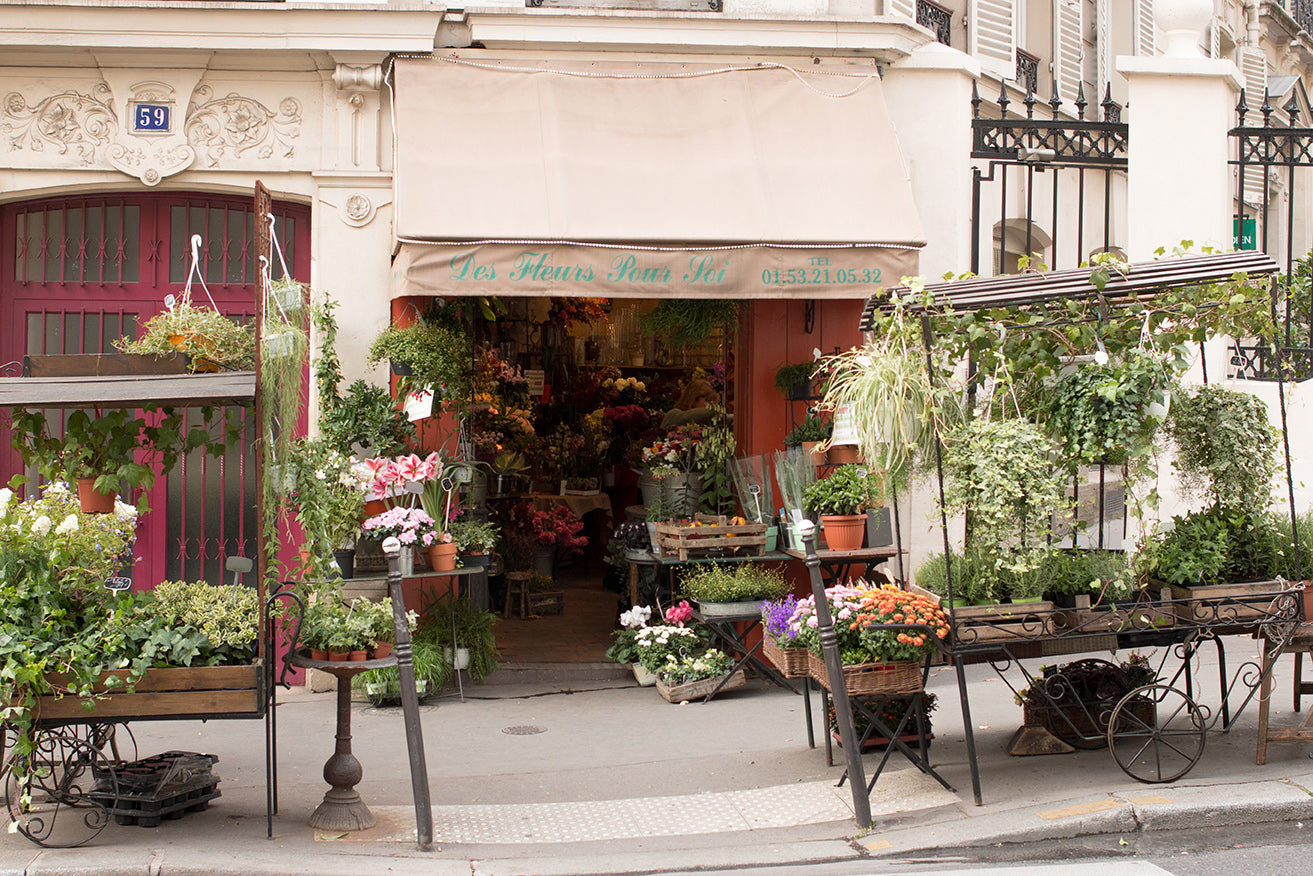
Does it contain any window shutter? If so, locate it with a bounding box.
[1239,46,1270,208]
[1136,0,1156,56]
[1095,0,1110,106]
[890,0,915,17]
[1055,0,1084,107]
[972,0,1016,80]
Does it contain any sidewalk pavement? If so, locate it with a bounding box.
[3,641,1313,875]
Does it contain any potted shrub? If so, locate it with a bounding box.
[774,361,818,400]
[417,595,499,682]
[604,605,658,685]
[803,464,877,551]
[10,406,218,513]
[449,517,500,567]
[679,563,790,617]
[782,413,832,467]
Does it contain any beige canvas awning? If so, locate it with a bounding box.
[390,56,924,299]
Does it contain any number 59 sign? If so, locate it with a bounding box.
[132,102,171,134]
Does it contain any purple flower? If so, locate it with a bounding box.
[761,595,800,643]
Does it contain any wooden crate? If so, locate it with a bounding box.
[527,591,565,616]
[950,601,1053,644]
[656,669,746,703]
[653,514,768,560]
[1170,579,1290,625]
[37,661,265,723]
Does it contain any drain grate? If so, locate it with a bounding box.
[501,725,546,736]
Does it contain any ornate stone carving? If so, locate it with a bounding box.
[106,141,197,186]
[185,85,302,167]
[333,64,383,93]
[1,84,116,164]
[341,193,375,227]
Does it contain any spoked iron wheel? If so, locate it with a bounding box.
[1106,684,1207,783]
[2,728,118,847]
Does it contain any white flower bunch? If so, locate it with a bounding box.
[619,605,651,629]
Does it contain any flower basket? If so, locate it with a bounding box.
[761,638,809,679]
[806,651,922,697]
[655,669,746,703]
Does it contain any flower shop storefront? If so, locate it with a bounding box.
[381,54,925,633]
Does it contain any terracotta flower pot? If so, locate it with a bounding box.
[77,477,116,514]
[348,649,369,662]
[427,541,459,572]
[372,641,393,660]
[820,514,866,551]
[310,648,329,662]
[327,650,350,662]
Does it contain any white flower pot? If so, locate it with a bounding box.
[444,646,471,671]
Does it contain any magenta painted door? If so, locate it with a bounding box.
[0,193,310,587]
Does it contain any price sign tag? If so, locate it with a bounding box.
[404,388,434,422]
[104,576,132,591]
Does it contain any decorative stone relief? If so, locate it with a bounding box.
[185,85,302,167]
[1,84,116,165]
[341,193,376,227]
[105,79,196,186]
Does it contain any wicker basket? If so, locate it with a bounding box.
[656,669,746,703]
[806,651,922,696]
[761,639,809,679]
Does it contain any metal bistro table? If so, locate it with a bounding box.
[691,605,795,702]
[782,545,904,588]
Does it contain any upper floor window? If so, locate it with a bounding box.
[1015,48,1039,95]
[917,0,952,46]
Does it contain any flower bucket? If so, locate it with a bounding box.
[761,638,808,679]
[806,651,922,697]
[427,542,458,572]
[764,525,778,553]
[533,547,555,577]
[333,548,356,580]
[76,477,116,514]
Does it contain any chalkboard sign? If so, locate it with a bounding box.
[104,576,132,591]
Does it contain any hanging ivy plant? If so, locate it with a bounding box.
[1045,349,1178,467]
[638,299,742,349]
[1167,383,1279,513]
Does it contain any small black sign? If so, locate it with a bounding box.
[105,576,132,591]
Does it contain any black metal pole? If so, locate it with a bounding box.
[383,537,434,851]
[799,520,870,828]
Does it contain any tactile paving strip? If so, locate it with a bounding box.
[321,773,956,845]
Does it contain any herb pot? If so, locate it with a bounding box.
[310,648,329,662]
[348,649,369,662]
[327,650,350,662]
[372,641,393,660]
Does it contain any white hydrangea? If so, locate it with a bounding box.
[31,515,52,536]
[55,514,79,535]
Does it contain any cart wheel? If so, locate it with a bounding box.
[2,729,117,847]
[1106,684,1206,784]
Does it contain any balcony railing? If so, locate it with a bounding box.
[917,0,952,46]
[1015,49,1039,95]
[1293,0,1313,36]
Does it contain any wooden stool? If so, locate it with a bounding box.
[1256,622,1313,764]
[504,572,531,619]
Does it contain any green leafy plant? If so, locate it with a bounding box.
[774,361,818,398]
[1045,349,1177,468]
[10,406,227,511]
[1137,504,1283,587]
[803,464,878,516]
[679,563,790,603]
[638,299,742,349]
[1168,384,1279,513]
[367,319,471,401]
[322,379,413,458]
[353,638,446,704]
[147,579,260,665]
[693,404,736,517]
[118,302,256,371]
[448,517,500,554]
[782,413,832,448]
[416,594,499,681]
[657,648,735,685]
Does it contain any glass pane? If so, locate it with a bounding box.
[63,313,79,354]
[227,208,245,285]
[170,205,186,284]
[102,312,120,351]
[15,213,25,282]
[85,205,103,284]
[104,205,122,283]
[44,209,63,283]
[82,312,98,354]
[206,207,225,284]
[66,207,84,282]
[122,205,139,283]
[44,314,59,356]
[26,313,41,355]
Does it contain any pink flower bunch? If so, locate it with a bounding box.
[525,504,588,549]
[604,404,650,432]
[364,452,443,504]
[664,599,693,627]
[361,505,440,546]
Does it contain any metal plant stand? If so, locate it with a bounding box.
[287,653,396,831]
